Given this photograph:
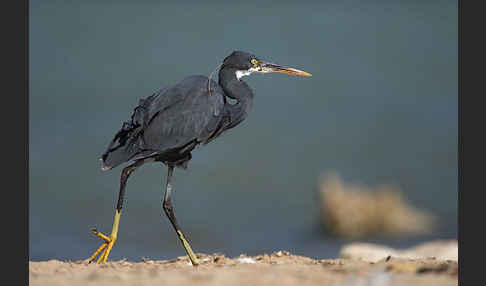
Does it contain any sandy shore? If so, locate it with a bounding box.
[30,251,458,286]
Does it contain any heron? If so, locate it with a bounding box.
[88,51,311,266]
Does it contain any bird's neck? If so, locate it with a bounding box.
[218,67,254,129]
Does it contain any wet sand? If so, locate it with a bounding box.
[30,251,458,286]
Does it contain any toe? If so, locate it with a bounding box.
[88,243,108,263]
[92,229,111,242]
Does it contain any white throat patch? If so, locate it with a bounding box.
[235,70,251,80]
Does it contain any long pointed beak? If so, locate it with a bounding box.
[259,62,312,77]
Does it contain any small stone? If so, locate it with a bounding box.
[236,257,256,264]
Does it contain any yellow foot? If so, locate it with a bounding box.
[88,228,117,264]
[177,230,200,266]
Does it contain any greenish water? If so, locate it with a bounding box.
[30,0,457,261]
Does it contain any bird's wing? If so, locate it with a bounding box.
[140,76,225,153]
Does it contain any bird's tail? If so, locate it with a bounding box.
[100,121,143,171]
[100,94,158,170]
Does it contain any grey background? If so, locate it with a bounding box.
[30,0,457,261]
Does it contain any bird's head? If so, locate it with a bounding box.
[222,51,312,80]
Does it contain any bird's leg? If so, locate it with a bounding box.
[163,166,200,266]
[88,161,141,264]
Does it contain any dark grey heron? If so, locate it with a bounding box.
[88,51,311,266]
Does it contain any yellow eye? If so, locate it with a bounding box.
[251,59,259,67]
